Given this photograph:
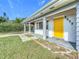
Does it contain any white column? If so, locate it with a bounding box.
[37,22,39,29]
[34,22,37,33]
[29,22,31,33]
[76,2,79,52]
[43,17,47,39]
[24,23,26,33]
[35,22,37,29]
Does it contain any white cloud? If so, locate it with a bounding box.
[38,0,46,6]
[41,0,45,4]
[7,0,13,8]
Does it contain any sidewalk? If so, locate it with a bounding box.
[19,34,32,42]
[0,34,20,38]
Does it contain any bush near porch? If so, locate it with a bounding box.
[0,22,24,32]
[0,22,34,33]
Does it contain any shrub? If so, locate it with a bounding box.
[0,22,24,32]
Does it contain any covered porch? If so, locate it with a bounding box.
[23,17,48,39]
[23,8,76,41]
[22,0,79,51]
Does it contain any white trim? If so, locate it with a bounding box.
[53,15,65,19]
[35,29,43,35]
[46,3,76,18]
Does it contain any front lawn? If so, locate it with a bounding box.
[0,36,67,59]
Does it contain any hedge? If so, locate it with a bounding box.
[0,22,24,32]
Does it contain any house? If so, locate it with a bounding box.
[22,0,79,51]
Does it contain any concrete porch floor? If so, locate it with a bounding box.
[47,37,76,51]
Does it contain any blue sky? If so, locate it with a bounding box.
[0,0,50,20]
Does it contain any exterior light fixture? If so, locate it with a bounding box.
[71,22,73,25]
[69,20,71,22]
[65,16,67,18]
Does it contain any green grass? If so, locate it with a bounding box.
[0,36,67,59]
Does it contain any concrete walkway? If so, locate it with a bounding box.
[0,33,32,42]
[47,38,76,51]
[19,34,32,42]
[0,34,20,38]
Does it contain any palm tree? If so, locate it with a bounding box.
[0,12,9,23]
[3,12,9,21]
[3,12,6,17]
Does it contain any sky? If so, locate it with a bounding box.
[0,0,50,20]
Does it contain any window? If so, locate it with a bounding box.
[39,22,43,29]
[46,21,48,30]
[37,23,39,29]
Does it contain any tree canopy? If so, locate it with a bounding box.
[0,12,9,23]
[0,12,25,24]
[15,17,25,23]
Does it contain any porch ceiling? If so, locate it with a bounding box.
[47,8,76,19]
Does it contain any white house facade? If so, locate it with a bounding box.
[22,0,79,51]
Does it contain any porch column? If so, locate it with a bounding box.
[76,2,79,52]
[24,23,26,33]
[34,22,37,33]
[29,22,31,33]
[43,17,47,39]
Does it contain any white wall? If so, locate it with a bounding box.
[48,19,54,37]
[47,15,76,43]
[35,29,43,36]
[34,17,54,38]
[64,15,76,43]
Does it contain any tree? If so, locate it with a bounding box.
[3,12,6,17]
[3,12,9,21]
[0,16,6,23]
[0,16,3,23]
[0,12,9,23]
[15,17,25,23]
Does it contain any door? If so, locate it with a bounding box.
[54,17,64,38]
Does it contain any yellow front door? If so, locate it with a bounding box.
[54,17,64,38]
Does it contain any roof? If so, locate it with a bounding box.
[22,0,76,24]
